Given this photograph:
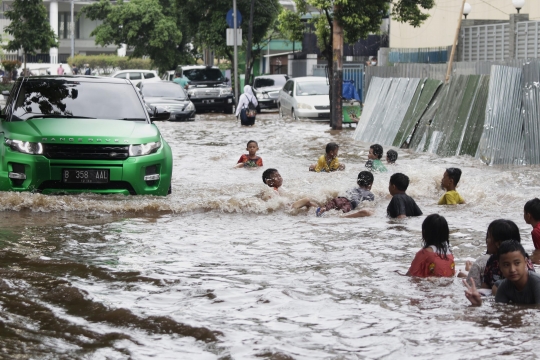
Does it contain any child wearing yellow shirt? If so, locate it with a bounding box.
[309,142,345,172]
[438,168,465,205]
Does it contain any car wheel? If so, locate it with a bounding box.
[278,104,284,118]
[168,185,172,195]
[292,108,298,121]
[225,106,234,114]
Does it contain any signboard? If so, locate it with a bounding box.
[226,9,242,28]
[226,28,242,46]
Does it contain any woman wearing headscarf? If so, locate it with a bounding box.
[235,85,259,126]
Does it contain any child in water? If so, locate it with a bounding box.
[262,168,318,209]
[316,170,374,218]
[407,214,455,277]
[438,168,465,205]
[235,140,263,168]
[365,144,387,172]
[464,240,540,305]
[387,173,422,219]
[309,142,345,172]
[524,198,540,264]
[481,219,535,293]
[386,149,398,165]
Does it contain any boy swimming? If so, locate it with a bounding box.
[524,198,540,264]
[386,149,398,165]
[464,240,540,305]
[387,173,422,218]
[316,170,374,218]
[365,144,387,172]
[309,142,345,172]
[262,168,317,209]
[438,168,465,205]
[235,140,263,168]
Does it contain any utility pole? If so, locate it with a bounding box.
[331,5,343,130]
[244,0,255,85]
[446,0,467,83]
[70,0,74,60]
[233,0,239,106]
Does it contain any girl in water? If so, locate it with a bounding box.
[407,214,455,277]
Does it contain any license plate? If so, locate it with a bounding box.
[63,169,109,183]
[203,99,215,103]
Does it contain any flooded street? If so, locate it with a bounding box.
[1,111,540,359]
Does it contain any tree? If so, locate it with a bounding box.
[184,0,280,84]
[4,0,58,72]
[277,9,303,53]
[280,0,435,128]
[81,0,191,72]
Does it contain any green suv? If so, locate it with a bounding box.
[0,76,173,195]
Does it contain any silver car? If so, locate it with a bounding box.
[278,76,330,120]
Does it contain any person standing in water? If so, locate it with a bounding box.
[235,85,258,126]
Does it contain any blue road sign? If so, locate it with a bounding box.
[226,9,242,28]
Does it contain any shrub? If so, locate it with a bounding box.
[67,54,154,75]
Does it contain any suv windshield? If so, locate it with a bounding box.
[295,81,329,96]
[254,77,287,88]
[183,68,224,82]
[11,79,148,121]
[142,83,186,99]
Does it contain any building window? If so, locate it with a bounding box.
[58,12,80,39]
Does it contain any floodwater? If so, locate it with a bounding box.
[1,111,540,359]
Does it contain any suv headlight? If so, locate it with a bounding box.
[5,139,43,154]
[219,87,232,96]
[129,141,161,156]
[297,103,313,110]
[256,92,264,99]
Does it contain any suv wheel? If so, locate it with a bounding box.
[225,106,234,114]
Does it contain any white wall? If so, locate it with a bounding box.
[390,0,540,48]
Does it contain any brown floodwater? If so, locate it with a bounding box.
[1,111,539,359]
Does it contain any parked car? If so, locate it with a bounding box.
[0,76,172,195]
[278,77,330,120]
[162,66,234,114]
[252,74,289,111]
[111,70,160,84]
[137,81,196,121]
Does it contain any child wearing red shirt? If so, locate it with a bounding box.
[235,140,263,168]
[524,198,540,264]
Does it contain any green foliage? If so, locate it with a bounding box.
[67,55,153,74]
[4,0,58,59]
[1,60,22,73]
[278,10,304,43]
[81,0,190,72]
[0,83,14,93]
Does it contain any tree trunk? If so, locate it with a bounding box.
[244,0,255,85]
[24,52,27,77]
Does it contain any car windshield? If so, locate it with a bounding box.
[254,77,287,88]
[11,79,147,121]
[183,68,224,82]
[142,83,186,99]
[295,81,329,96]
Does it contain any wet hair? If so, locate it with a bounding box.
[370,144,383,159]
[326,142,339,154]
[422,214,450,260]
[386,149,398,163]
[262,168,278,185]
[247,140,258,147]
[524,198,540,221]
[486,219,521,245]
[389,173,409,192]
[175,72,181,77]
[357,171,374,187]
[497,240,528,259]
[446,167,462,186]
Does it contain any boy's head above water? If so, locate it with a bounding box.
[441,167,461,191]
[262,168,282,189]
[357,171,374,190]
[368,144,383,160]
[524,198,540,224]
[325,142,339,159]
[486,219,521,254]
[388,173,409,195]
[386,149,398,164]
[497,240,529,284]
[246,140,259,156]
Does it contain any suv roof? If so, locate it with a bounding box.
[22,75,132,84]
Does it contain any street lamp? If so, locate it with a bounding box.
[463,3,471,19]
[512,0,525,13]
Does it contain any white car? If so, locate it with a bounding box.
[111,69,160,83]
[278,76,330,120]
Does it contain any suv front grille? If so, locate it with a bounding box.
[42,144,130,160]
